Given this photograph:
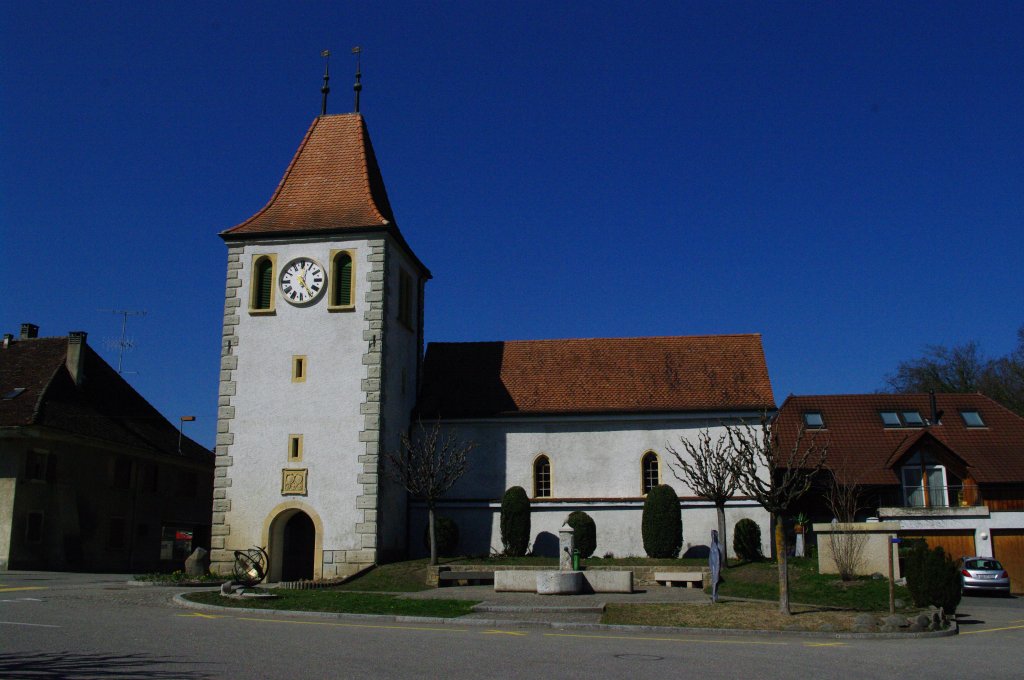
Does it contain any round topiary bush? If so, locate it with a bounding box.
[641,485,682,558]
[733,518,763,561]
[500,486,531,556]
[566,511,597,559]
[423,516,460,557]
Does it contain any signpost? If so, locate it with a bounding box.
[889,536,902,614]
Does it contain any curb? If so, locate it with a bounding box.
[172,592,957,640]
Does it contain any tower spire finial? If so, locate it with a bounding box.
[352,46,362,113]
[320,49,331,116]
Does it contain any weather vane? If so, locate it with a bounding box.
[352,46,362,113]
[320,49,331,116]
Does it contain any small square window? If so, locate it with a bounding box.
[901,411,924,427]
[961,410,985,427]
[803,411,825,429]
[288,434,303,462]
[292,355,307,383]
[880,411,901,427]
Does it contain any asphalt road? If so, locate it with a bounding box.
[2,571,1023,679]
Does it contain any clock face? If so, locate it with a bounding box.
[279,257,326,306]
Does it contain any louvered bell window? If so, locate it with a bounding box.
[254,258,273,309]
[332,252,353,307]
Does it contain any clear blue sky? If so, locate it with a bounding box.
[3,2,1022,448]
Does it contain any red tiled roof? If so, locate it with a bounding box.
[418,334,775,418]
[0,336,210,461]
[775,393,1024,485]
[222,114,396,235]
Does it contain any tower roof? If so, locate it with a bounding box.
[222,114,397,236]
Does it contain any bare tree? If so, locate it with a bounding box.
[728,413,828,615]
[825,456,868,581]
[385,419,476,566]
[665,429,737,567]
[885,326,1024,416]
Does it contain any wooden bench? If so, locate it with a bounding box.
[437,570,494,587]
[654,571,704,588]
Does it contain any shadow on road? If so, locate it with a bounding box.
[0,651,219,679]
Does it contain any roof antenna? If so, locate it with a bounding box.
[352,46,362,113]
[320,49,331,116]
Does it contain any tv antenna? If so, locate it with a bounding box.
[320,49,331,115]
[352,46,362,113]
[101,309,147,374]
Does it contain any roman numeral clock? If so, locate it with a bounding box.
[279,258,326,305]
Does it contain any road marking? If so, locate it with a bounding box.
[961,624,1024,635]
[0,621,60,628]
[804,642,847,647]
[178,612,226,619]
[481,629,528,636]
[0,598,43,603]
[544,633,786,646]
[0,586,47,593]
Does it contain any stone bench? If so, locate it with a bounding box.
[438,570,495,586]
[654,571,705,588]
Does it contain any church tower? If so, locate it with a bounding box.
[210,114,429,580]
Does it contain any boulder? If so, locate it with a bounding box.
[185,547,210,577]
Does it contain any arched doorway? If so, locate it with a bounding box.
[280,511,315,582]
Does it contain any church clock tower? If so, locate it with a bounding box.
[211,114,429,580]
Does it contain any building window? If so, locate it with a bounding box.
[25,512,44,544]
[292,355,307,382]
[880,410,924,427]
[803,411,825,429]
[901,451,949,508]
[249,254,277,314]
[288,434,303,462]
[961,410,986,427]
[160,525,194,561]
[25,450,49,482]
[328,250,356,310]
[641,451,660,494]
[533,455,552,498]
[397,269,413,328]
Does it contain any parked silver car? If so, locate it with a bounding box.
[960,556,1011,595]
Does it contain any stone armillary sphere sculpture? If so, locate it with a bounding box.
[232,546,270,588]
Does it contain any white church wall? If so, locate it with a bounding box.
[224,236,375,562]
[376,240,425,559]
[409,413,772,558]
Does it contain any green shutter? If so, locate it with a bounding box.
[256,260,272,309]
[335,255,352,306]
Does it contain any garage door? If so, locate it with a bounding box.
[899,530,976,562]
[992,530,1024,595]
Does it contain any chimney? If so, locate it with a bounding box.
[2,333,12,349]
[929,389,943,426]
[20,323,39,339]
[66,331,88,386]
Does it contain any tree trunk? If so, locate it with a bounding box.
[775,517,790,615]
[715,502,728,568]
[428,506,438,566]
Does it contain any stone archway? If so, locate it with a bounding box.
[264,503,323,582]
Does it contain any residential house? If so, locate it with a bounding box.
[0,324,213,572]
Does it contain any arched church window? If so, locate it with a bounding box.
[533,454,552,498]
[641,451,660,495]
[249,254,277,313]
[329,250,355,310]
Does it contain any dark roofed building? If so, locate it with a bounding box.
[775,393,1024,591]
[1,326,212,572]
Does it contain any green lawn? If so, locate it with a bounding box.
[713,557,910,611]
[331,559,437,592]
[184,590,477,618]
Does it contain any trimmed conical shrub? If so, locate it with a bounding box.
[500,486,531,556]
[642,485,682,558]
[566,511,597,559]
